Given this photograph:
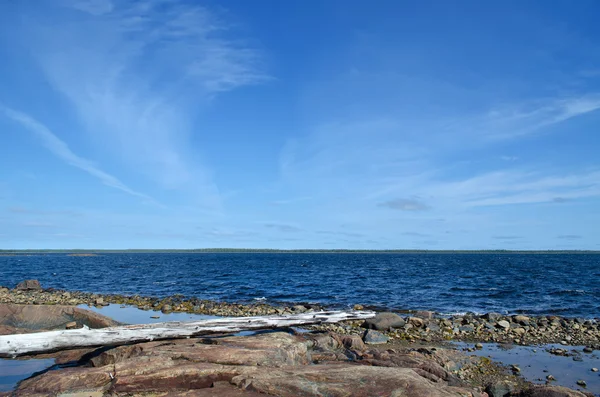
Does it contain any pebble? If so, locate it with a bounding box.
[65,321,78,329]
[546,374,555,381]
[592,368,598,372]
[583,347,594,353]
[576,380,586,387]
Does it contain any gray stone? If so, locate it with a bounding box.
[497,320,510,330]
[362,329,389,345]
[486,380,516,397]
[484,312,502,321]
[362,312,405,331]
[292,305,307,313]
[15,279,42,291]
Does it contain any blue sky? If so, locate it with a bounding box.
[1,0,599,250]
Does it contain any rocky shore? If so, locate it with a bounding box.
[0,301,593,397]
[1,281,599,348]
[1,280,598,396]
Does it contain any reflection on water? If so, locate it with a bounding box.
[455,342,600,396]
[77,303,220,324]
[0,358,55,392]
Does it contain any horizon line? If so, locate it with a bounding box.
[1,248,599,254]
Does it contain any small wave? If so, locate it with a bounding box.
[253,297,267,301]
[552,289,586,295]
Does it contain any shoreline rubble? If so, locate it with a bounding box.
[1,281,598,348]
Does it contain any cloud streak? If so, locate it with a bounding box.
[16,0,268,205]
[1,105,154,202]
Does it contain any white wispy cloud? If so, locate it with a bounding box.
[477,95,600,140]
[277,102,600,218]
[16,0,268,205]
[1,105,154,202]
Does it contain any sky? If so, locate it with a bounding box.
[1,0,599,250]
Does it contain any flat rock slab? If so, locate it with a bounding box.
[10,331,486,396]
[0,304,120,335]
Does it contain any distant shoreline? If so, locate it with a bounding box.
[1,249,599,255]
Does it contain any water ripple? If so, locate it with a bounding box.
[0,253,599,317]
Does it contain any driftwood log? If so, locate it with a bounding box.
[0,310,375,357]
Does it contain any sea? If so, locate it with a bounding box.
[1,253,599,318]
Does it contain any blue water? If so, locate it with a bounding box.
[1,253,599,317]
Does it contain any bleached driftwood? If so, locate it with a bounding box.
[0,310,375,357]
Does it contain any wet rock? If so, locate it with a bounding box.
[575,380,586,387]
[362,312,405,331]
[510,364,521,373]
[591,368,598,372]
[546,375,556,381]
[15,279,42,291]
[363,329,389,344]
[475,343,483,349]
[582,347,593,353]
[161,304,173,313]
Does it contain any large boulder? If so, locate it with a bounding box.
[14,331,484,397]
[15,280,42,291]
[0,304,120,335]
[362,312,406,331]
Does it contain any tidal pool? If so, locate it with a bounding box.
[455,342,600,396]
